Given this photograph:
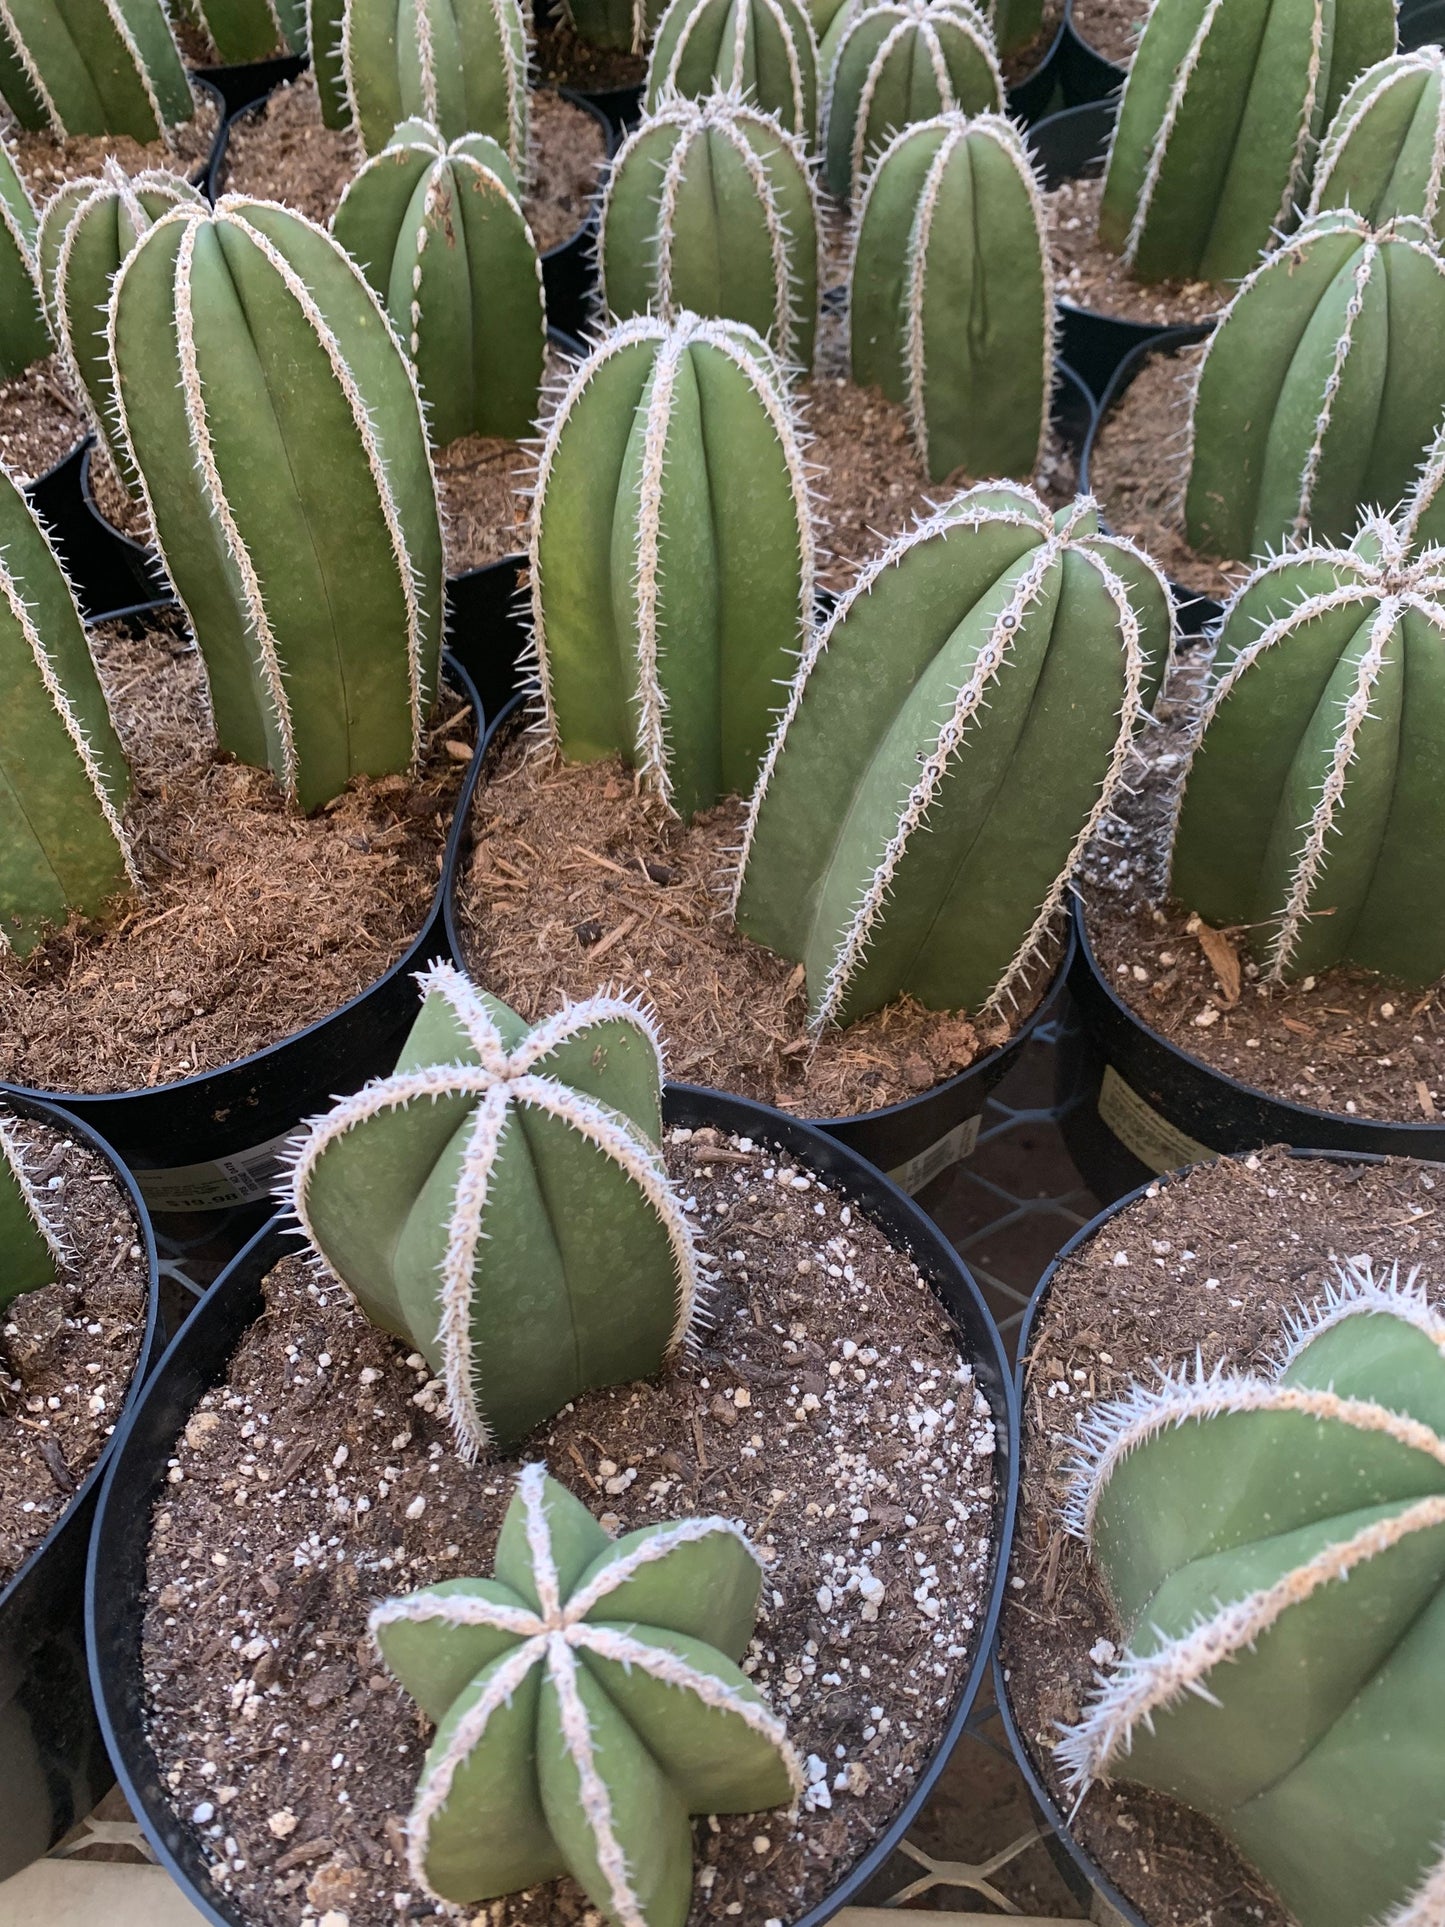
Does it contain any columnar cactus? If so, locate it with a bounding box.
[559,0,659,50]
[373,1466,801,1923]
[0,1113,65,1307]
[733,484,1171,1027]
[987,0,1040,54]
[185,0,307,61]
[0,463,135,957]
[1099,0,1395,283]
[821,0,1003,202]
[849,110,1051,483]
[1058,1257,1445,1927]
[342,0,530,164]
[289,963,702,1458]
[1185,211,1445,563]
[333,121,545,444]
[531,311,812,821]
[308,0,351,126]
[599,91,819,371]
[108,194,444,813]
[0,0,194,141]
[37,163,203,475]
[0,139,47,379]
[1171,511,1445,985]
[645,0,819,139]
[1310,48,1445,241]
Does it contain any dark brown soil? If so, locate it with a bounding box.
[0,610,471,1094]
[534,19,648,94]
[141,1130,999,1926]
[1067,0,1141,66]
[0,1110,148,1587]
[87,441,148,542]
[1000,1145,1445,1927]
[1049,174,1224,326]
[0,353,85,483]
[434,348,569,570]
[222,75,606,253]
[1087,345,1247,602]
[454,727,1049,1117]
[4,87,220,201]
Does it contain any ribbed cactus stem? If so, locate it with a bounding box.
[0,135,47,378]
[600,90,819,370]
[1311,48,1445,239]
[987,0,1041,53]
[561,0,655,50]
[0,1111,66,1305]
[646,0,819,139]
[1400,411,1445,553]
[187,0,306,60]
[342,0,530,166]
[307,0,351,126]
[849,109,1052,483]
[0,0,194,140]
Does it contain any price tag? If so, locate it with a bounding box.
[131,1128,297,1213]
[887,1113,982,1194]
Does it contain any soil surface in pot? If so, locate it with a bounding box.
[1080,645,1445,1124]
[1087,344,1251,601]
[534,20,648,91]
[1048,175,1224,328]
[1067,0,1140,66]
[0,610,471,1094]
[454,727,1051,1116]
[221,75,606,252]
[86,441,148,542]
[3,87,220,200]
[141,1128,999,1926]
[432,344,570,574]
[1001,1145,1445,1927]
[0,354,87,483]
[0,1109,148,1586]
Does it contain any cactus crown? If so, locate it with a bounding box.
[288,962,703,1460]
[0,137,47,380]
[645,0,820,138]
[372,1465,801,1923]
[341,0,531,166]
[599,88,820,371]
[0,1110,68,1307]
[1311,47,1445,239]
[1058,1256,1445,1927]
[0,0,194,141]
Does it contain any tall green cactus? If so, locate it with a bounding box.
[0,138,48,379]
[821,0,1002,202]
[646,0,819,139]
[1171,510,1445,985]
[308,0,351,126]
[559,0,659,50]
[0,1112,65,1308]
[599,90,819,370]
[108,194,444,814]
[850,109,1051,484]
[1099,0,1395,284]
[333,120,544,445]
[1058,1257,1445,1927]
[1310,48,1445,242]
[184,0,307,61]
[342,0,530,164]
[733,484,1171,1027]
[0,0,194,141]
[37,163,203,479]
[373,1466,800,1923]
[288,963,701,1458]
[0,463,134,957]
[531,311,812,821]
[1185,211,1445,563]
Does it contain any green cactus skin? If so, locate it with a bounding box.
[1185,212,1445,564]
[531,311,812,821]
[1310,49,1445,241]
[987,0,1041,55]
[307,0,351,126]
[288,964,702,1458]
[599,91,819,371]
[185,0,307,61]
[108,194,444,813]
[1099,0,1395,285]
[559,0,658,51]
[37,162,202,480]
[372,1465,801,1924]
[333,120,544,445]
[0,137,47,379]
[342,0,530,164]
[733,484,1171,1028]
[1057,1257,1445,1927]
[0,1112,65,1308]
[1170,512,1445,986]
[1400,414,1445,553]
[821,0,1003,203]
[645,0,819,139]
[0,462,135,957]
[0,0,194,140]
[849,110,1051,484]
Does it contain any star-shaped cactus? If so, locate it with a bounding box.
[372,1465,802,1926]
[288,964,701,1458]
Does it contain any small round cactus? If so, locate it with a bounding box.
[0,0,194,140]
[1310,47,1445,242]
[0,1112,66,1306]
[599,90,819,370]
[0,137,48,379]
[342,0,531,165]
[645,0,819,139]
[849,109,1052,484]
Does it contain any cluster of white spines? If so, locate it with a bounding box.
[0,1111,70,1264]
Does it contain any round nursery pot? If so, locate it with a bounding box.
[1400,0,1445,48]
[1004,11,1071,126]
[1059,0,1126,103]
[0,1091,161,1882]
[189,51,307,123]
[0,651,487,1221]
[88,1081,1018,1927]
[28,440,160,624]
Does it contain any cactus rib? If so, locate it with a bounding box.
[1311,48,1445,237]
[341,0,530,167]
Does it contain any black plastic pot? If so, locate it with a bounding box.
[1003,10,1070,126]
[1060,896,1445,1206]
[88,1081,1017,1927]
[0,1092,161,1883]
[1400,0,1445,47]
[24,440,159,624]
[1059,0,1126,102]
[0,645,487,1223]
[188,51,306,121]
